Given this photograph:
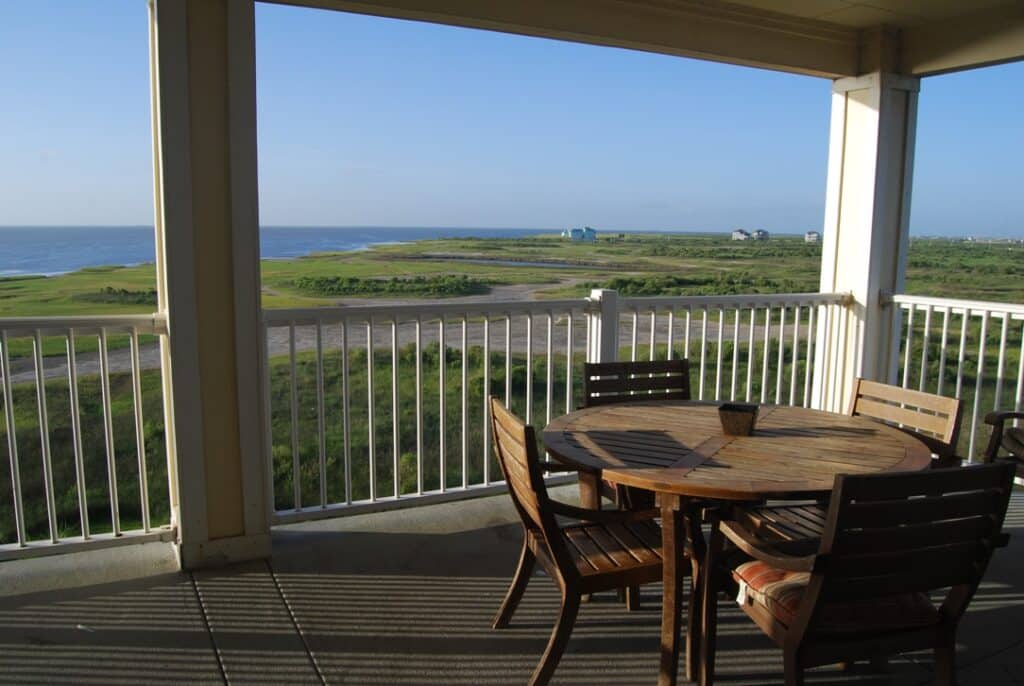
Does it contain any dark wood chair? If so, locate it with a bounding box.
[982,410,1024,480]
[580,359,692,608]
[489,396,681,686]
[580,359,692,511]
[731,378,965,547]
[714,463,1015,686]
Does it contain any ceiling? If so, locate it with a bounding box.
[726,0,1017,29]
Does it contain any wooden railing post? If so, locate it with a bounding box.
[588,289,620,363]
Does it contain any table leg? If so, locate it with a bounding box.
[579,470,601,603]
[699,507,725,686]
[658,496,685,686]
[684,502,707,683]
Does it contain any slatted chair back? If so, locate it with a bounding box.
[583,359,691,408]
[799,463,1015,639]
[489,396,575,570]
[849,378,963,465]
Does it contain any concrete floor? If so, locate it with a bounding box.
[1,487,1022,685]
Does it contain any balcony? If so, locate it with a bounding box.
[1,484,1021,684]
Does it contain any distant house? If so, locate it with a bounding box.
[752,229,770,241]
[561,226,597,242]
[804,231,821,243]
[731,229,750,241]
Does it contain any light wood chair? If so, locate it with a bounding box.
[982,410,1024,480]
[732,378,965,547]
[716,463,1015,686]
[489,397,682,686]
[849,378,963,469]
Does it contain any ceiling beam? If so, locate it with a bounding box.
[902,4,1024,77]
[266,0,860,78]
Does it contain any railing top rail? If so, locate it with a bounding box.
[0,312,168,336]
[885,293,1024,318]
[619,291,849,309]
[262,298,590,325]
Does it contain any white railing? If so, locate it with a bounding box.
[0,314,174,560]
[264,290,848,524]
[887,293,1024,462]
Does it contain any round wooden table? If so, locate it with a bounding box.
[543,401,933,686]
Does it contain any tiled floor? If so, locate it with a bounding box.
[1,489,1022,685]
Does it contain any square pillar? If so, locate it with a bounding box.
[149,0,270,568]
[813,70,920,412]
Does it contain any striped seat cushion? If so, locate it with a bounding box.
[733,560,939,632]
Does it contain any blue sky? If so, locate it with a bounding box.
[0,1,1021,236]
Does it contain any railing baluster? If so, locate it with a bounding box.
[1,331,26,546]
[683,309,691,360]
[995,314,1010,410]
[367,319,376,501]
[902,305,915,389]
[666,310,675,360]
[1016,321,1024,420]
[67,329,89,538]
[438,317,446,492]
[504,314,512,406]
[546,313,554,425]
[789,306,800,406]
[316,323,327,507]
[526,315,534,424]
[288,323,300,510]
[698,308,708,400]
[746,307,756,403]
[649,311,656,361]
[968,310,990,461]
[414,318,423,496]
[565,313,573,413]
[32,331,58,543]
[98,329,120,535]
[730,308,740,401]
[483,317,491,485]
[341,320,352,505]
[775,306,786,404]
[631,310,638,362]
[461,316,468,489]
[955,311,969,400]
[937,307,950,396]
[761,308,772,404]
[715,308,724,401]
[393,318,401,498]
[803,304,815,408]
[129,330,150,530]
[918,305,933,392]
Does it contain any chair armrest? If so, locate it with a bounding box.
[549,500,659,524]
[538,461,581,473]
[984,410,1024,427]
[719,520,817,572]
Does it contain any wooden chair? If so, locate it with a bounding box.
[849,378,963,469]
[732,378,965,548]
[581,359,692,608]
[716,463,1015,686]
[982,410,1024,480]
[489,397,681,686]
[580,359,692,511]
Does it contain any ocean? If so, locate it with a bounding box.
[0,226,551,277]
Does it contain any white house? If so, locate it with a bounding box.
[752,229,770,241]
[805,231,821,243]
[562,226,597,242]
[731,229,750,241]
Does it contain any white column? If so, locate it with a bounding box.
[588,289,620,362]
[150,0,270,568]
[814,71,920,412]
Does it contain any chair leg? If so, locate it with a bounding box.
[493,538,536,629]
[625,585,640,610]
[529,591,581,686]
[935,637,957,686]
[783,651,804,686]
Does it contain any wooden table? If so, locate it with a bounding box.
[543,401,933,686]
